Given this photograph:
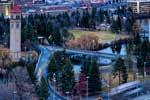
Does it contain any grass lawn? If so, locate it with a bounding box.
[69,29,129,43]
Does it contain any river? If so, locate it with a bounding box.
[137,19,150,33]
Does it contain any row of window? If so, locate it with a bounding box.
[11,15,20,19]
[11,23,20,29]
[128,2,150,13]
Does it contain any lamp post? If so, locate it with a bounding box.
[86,76,89,100]
[144,62,146,81]
[66,91,70,100]
[107,73,110,100]
[13,90,17,100]
[53,73,56,100]
[136,72,139,96]
[92,40,95,50]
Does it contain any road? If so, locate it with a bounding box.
[34,45,66,100]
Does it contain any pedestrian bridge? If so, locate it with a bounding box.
[46,46,126,61]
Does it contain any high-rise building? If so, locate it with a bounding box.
[127,0,150,14]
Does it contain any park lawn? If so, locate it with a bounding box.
[69,29,129,43]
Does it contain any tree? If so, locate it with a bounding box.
[67,33,99,50]
[36,77,49,100]
[26,63,36,83]
[132,23,140,37]
[77,72,87,97]
[51,27,63,45]
[81,58,91,77]
[111,18,120,34]
[59,59,75,94]
[125,16,135,34]
[47,51,66,80]
[98,9,104,23]
[81,9,90,28]
[113,57,128,84]
[88,59,101,95]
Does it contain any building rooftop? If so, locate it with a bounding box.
[11,5,21,13]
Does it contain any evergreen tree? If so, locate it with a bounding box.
[88,59,101,95]
[121,62,128,83]
[113,57,128,84]
[81,58,91,76]
[47,51,66,80]
[111,18,120,33]
[98,9,104,23]
[36,77,49,100]
[59,59,75,94]
[81,9,90,28]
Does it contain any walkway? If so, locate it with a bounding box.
[46,46,126,60]
[34,45,66,100]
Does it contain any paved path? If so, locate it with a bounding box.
[34,45,66,100]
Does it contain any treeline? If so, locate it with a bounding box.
[21,6,135,46]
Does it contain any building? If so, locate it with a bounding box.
[105,0,126,4]
[0,0,14,17]
[10,5,21,61]
[127,0,150,14]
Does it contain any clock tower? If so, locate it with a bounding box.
[10,5,21,61]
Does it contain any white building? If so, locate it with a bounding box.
[127,0,150,14]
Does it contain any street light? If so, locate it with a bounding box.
[13,90,17,100]
[107,73,111,100]
[136,72,139,96]
[144,62,146,79]
[53,73,56,100]
[86,76,89,100]
[92,40,95,50]
[66,91,70,100]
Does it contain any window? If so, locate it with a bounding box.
[11,15,13,19]
[11,23,13,28]
[16,15,20,19]
[16,23,19,28]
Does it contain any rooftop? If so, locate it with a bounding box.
[11,5,21,13]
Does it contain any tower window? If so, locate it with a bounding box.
[16,23,19,28]
[11,23,13,28]
[16,15,20,19]
[11,15,13,19]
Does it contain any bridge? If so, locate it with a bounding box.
[46,46,126,61]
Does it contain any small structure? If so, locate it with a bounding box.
[10,5,21,62]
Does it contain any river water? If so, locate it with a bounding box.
[137,19,150,33]
[137,19,150,39]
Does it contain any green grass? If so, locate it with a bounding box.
[69,29,128,43]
